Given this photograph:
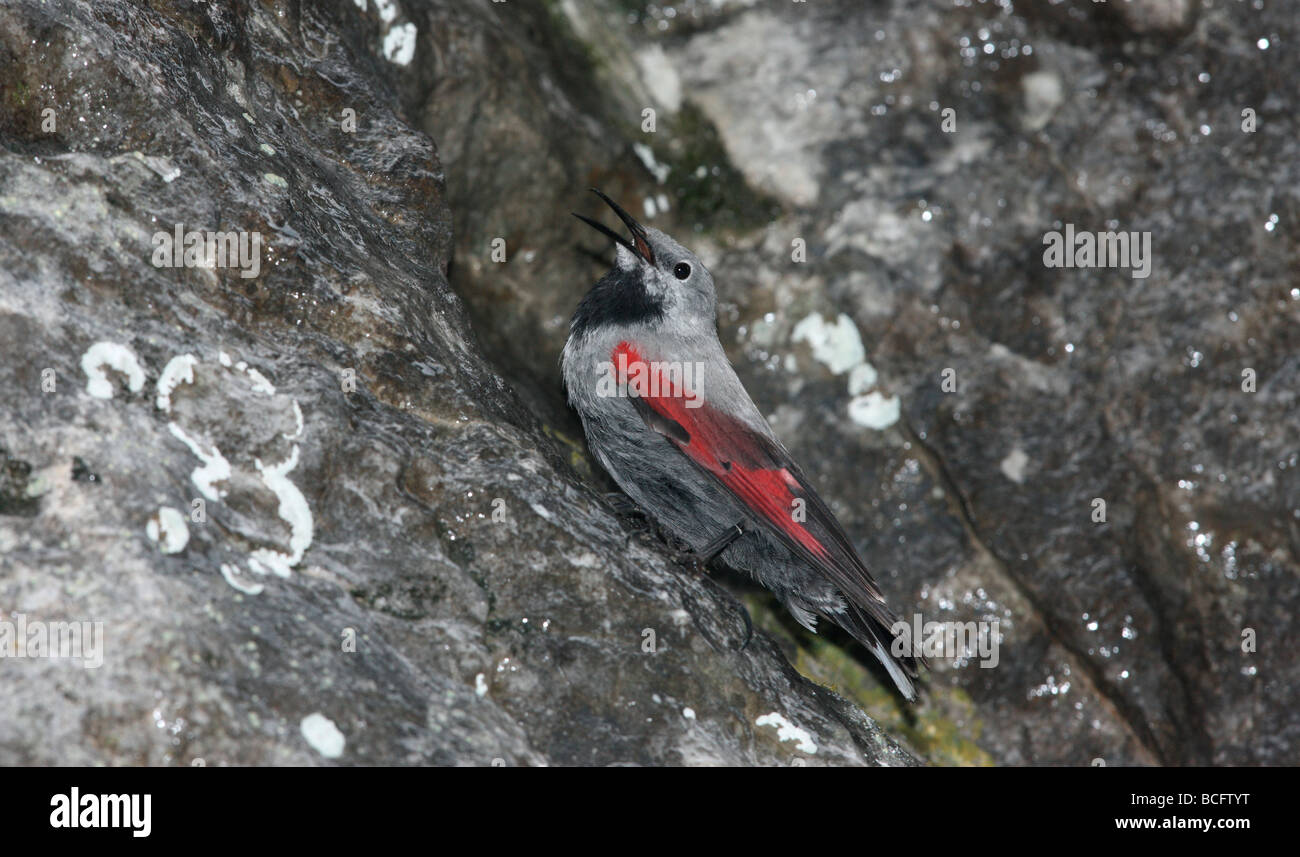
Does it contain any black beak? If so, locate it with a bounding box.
[572,188,656,266]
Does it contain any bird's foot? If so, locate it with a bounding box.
[666,522,746,572]
[679,584,755,653]
[620,507,698,561]
[605,493,657,542]
[733,603,754,651]
[664,544,709,573]
[603,491,645,520]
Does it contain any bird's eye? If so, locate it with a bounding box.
[673,262,692,280]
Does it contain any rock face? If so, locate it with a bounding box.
[0,0,913,766]
[415,0,1299,766]
[1,0,1295,768]
[652,0,1299,767]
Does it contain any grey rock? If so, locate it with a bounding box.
[431,0,1299,765]
[0,0,913,766]
[5,0,1294,768]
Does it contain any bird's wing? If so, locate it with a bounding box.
[614,342,898,631]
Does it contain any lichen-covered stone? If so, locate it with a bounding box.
[0,0,912,766]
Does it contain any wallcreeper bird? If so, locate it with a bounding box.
[563,189,923,700]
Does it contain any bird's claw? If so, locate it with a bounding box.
[603,491,644,519]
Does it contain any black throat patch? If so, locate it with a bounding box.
[569,266,664,339]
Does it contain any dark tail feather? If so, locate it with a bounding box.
[838,602,925,702]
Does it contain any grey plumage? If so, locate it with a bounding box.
[563,190,922,700]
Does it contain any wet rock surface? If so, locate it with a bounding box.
[425,0,1298,765]
[0,0,914,766]
[666,0,1298,767]
[2,0,1295,767]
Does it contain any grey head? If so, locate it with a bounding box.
[570,189,717,342]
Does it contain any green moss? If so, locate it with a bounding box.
[744,593,994,766]
[543,424,595,481]
[537,0,610,102]
[0,447,39,517]
[643,102,783,233]
[9,79,31,109]
[540,3,780,235]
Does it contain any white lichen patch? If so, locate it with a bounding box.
[81,341,145,399]
[246,445,314,579]
[382,22,417,66]
[168,421,231,501]
[632,142,671,184]
[1000,448,1029,484]
[244,367,276,396]
[146,506,190,554]
[353,0,416,66]
[791,313,865,374]
[155,353,197,412]
[755,712,818,755]
[300,713,345,759]
[847,362,879,395]
[848,391,900,430]
[791,314,903,431]
[220,563,264,596]
[167,351,314,594]
[80,345,316,595]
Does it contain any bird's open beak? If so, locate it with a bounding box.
[572,188,656,266]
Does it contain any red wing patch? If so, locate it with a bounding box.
[613,343,832,563]
[611,341,889,617]
[612,343,919,685]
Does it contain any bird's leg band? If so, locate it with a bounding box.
[698,522,746,564]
